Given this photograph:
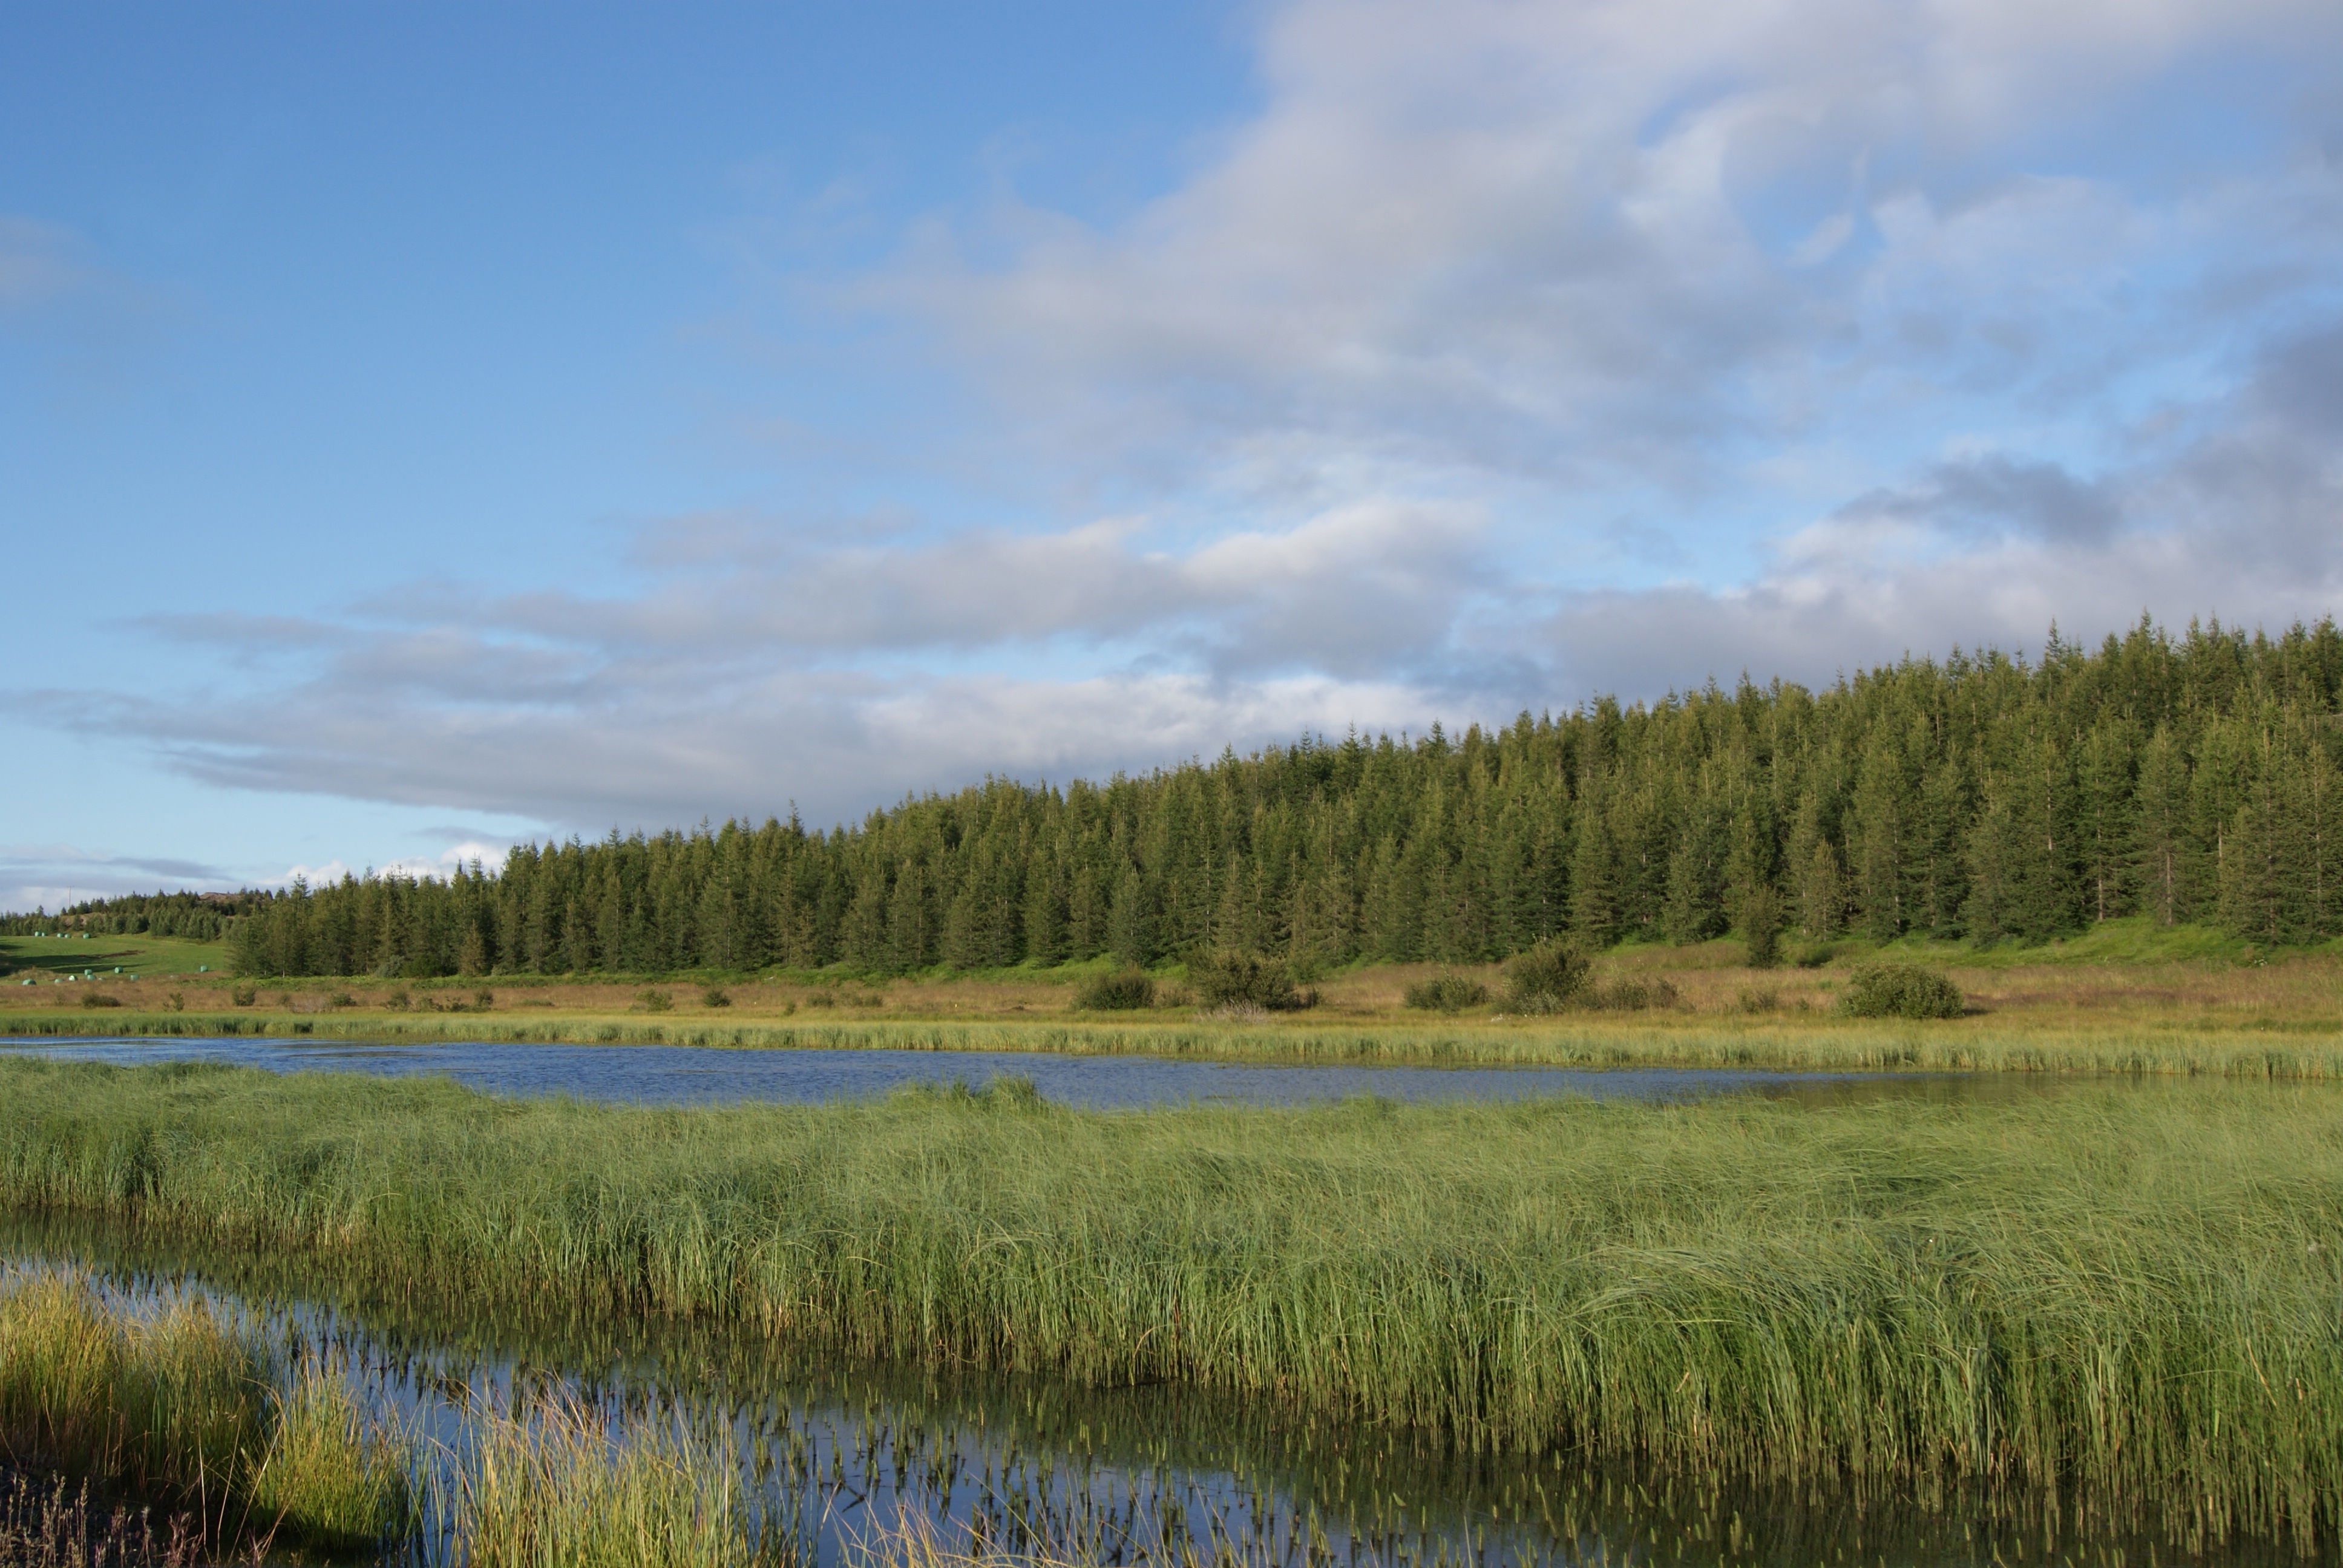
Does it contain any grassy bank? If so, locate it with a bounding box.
[8,1005,2343,1078]
[0,1060,2339,1549]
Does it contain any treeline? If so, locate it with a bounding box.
[0,891,256,943]
[19,618,2343,979]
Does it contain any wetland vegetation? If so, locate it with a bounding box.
[0,1057,2338,1561]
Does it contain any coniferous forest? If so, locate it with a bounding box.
[15,618,2343,978]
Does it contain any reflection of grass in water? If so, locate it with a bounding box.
[3,1060,2342,1552]
[0,1267,407,1554]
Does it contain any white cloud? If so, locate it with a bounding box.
[8,0,2343,848]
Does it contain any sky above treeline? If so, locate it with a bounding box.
[4,1,2341,909]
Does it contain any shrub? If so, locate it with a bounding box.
[473,990,495,1011]
[327,991,356,1009]
[804,991,837,1009]
[636,989,673,1013]
[231,986,258,1007]
[77,992,122,1010]
[1836,963,1965,1019]
[1074,970,1156,1010]
[1501,941,1590,1013]
[1403,974,1489,1013]
[1584,976,1680,1011]
[1188,950,1311,1011]
[700,986,732,1008]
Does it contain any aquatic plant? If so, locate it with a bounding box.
[431,1394,775,1568]
[0,1269,408,1554]
[0,1060,2338,1548]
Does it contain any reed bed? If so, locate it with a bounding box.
[0,1267,408,1555]
[425,1394,775,1568]
[0,1060,2338,1550]
[10,1008,2343,1079]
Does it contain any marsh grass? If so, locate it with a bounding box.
[1,1060,2341,1549]
[13,1007,2343,1080]
[0,1471,200,1567]
[428,1393,774,1568]
[0,1269,408,1554]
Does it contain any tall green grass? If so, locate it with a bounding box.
[10,1008,2343,1077]
[0,1267,408,1552]
[0,1060,2338,1549]
[428,1394,777,1568]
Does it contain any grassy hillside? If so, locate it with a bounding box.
[0,932,232,985]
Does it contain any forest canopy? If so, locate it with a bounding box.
[12,618,2343,979]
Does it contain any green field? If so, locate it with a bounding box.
[0,931,231,985]
[1,1056,2338,1551]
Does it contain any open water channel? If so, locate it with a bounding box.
[0,1040,2289,1566]
[0,1035,2042,1111]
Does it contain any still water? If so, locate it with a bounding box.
[0,1035,2040,1111]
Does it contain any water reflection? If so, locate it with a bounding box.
[0,1214,2295,1568]
[0,1037,2054,1112]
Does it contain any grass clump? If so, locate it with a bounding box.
[1073,970,1155,1011]
[1402,974,1487,1013]
[1837,963,1967,1019]
[76,993,121,1010]
[247,1368,410,1550]
[0,1269,408,1553]
[433,1394,774,1568]
[1500,941,1588,1013]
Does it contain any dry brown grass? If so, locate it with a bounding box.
[7,938,2339,1059]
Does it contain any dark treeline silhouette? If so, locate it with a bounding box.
[15,618,2343,979]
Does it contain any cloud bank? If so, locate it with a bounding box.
[12,0,2343,837]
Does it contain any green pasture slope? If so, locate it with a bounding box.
[0,931,230,985]
[1,1056,2338,1550]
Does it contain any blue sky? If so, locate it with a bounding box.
[4,0,2341,909]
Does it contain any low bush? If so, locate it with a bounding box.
[1188,951,1313,1011]
[637,990,673,1013]
[231,987,258,1007]
[1074,970,1156,1011]
[78,993,122,1010]
[700,986,732,1008]
[1837,963,1966,1019]
[1501,941,1589,1013]
[1403,974,1489,1013]
[1584,976,1680,1011]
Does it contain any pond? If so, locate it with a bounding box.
[0,1035,2052,1111]
[1,1214,2282,1568]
